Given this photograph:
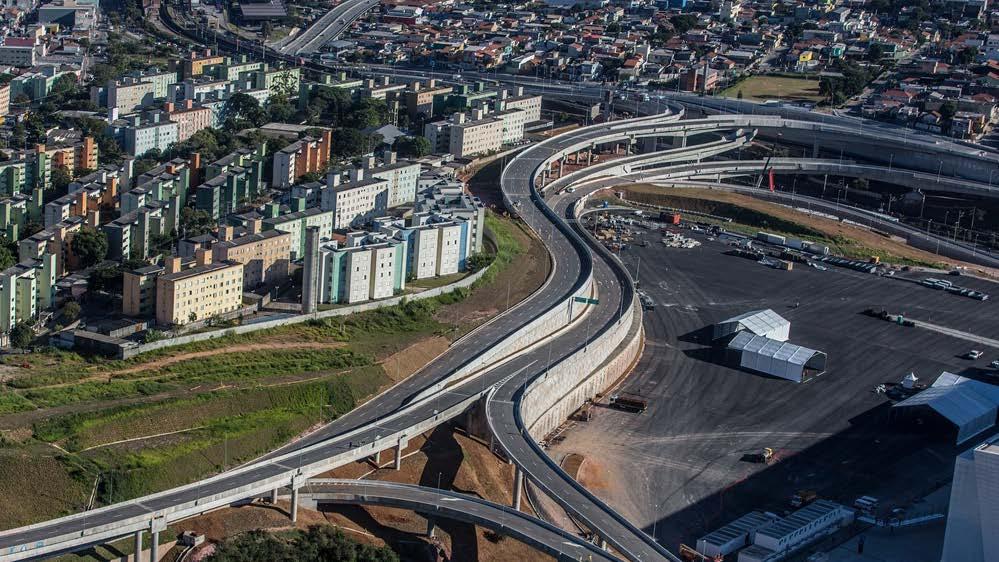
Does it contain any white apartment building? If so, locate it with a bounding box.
[449,111,503,158]
[321,168,389,229]
[942,434,999,562]
[367,154,421,208]
[107,77,155,113]
[493,107,527,145]
[376,213,474,280]
[501,88,542,122]
[317,234,406,304]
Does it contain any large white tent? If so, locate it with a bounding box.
[726,331,827,383]
[714,309,791,342]
[894,372,999,444]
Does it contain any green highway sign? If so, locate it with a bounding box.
[573,296,600,305]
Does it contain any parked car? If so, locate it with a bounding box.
[964,350,984,360]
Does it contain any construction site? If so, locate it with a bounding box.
[555,207,999,561]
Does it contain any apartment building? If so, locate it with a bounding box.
[155,251,243,326]
[164,100,212,142]
[317,234,406,304]
[170,77,232,104]
[492,107,527,145]
[0,193,38,241]
[104,200,178,261]
[447,111,504,158]
[261,205,334,260]
[366,153,421,208]
[0,37,37,67]
[122,262,164,317]
[0,145,50,198]
[207,55,266,82]
[403,79,453,119]
[19,215,84,277]
[105,77,155,113]
[41,135,98,174]
[415,179,486,254]
[212,221,291,288]
[129,157,193,211]
[378,213,472,279]
[0,254,56,333]
[0,83,10,122]
[10,67,76,101]
[195,145,266,220]
[271,130,332,187]
[173,49,226,79]
[298,72,364,110]
[501,88,542,122]
[321,168,389,230]
[112,112,178,157]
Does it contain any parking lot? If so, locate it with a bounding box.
[549,222,999,553]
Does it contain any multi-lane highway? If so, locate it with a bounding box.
[278,0,378,55]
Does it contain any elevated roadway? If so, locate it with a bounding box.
[279,0,379,55]
[297,479,618,562]
[0,111,685,562]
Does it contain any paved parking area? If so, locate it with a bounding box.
[549,225,998,551]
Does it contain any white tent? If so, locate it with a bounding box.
[727,331,827,383]
[894,372,999,444]
[714,309,791,342]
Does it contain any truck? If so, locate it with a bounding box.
[791,490,818,508]
[743,447,774,464]
[610,394,648,413]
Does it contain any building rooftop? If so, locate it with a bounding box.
[160,260,240,282]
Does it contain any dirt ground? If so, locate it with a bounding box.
[380,336,451,382]
[171,426,556,562]
[622,184,999,276]
[435,220,551,338]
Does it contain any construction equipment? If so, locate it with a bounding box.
[610,394,648,413]
[679,544,724,562]
[791,490,818,508]
[743,447,774,464]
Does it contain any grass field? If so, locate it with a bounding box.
[720,75,823,102]
[0,211,541,530]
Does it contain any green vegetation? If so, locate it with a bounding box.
[207,526,398,562]
[720,75,823,102]
[0,212,531,527]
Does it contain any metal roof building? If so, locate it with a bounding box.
[893,372,999,444]
[696,511,777,558]
[714,309,790,342]
[726,331,827,383]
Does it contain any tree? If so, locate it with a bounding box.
[50,167,73,196]
[939,101,957,121]
[394,136,431,158]
[331,128,381,158]
[63,301,81,323]
[9,321,33,349]
[345,97,389,129]
[180,207,215,237]
[205,526,398,562]
[737,89,744,99]
[71,228,108,268]
[0,242,14,270]
[88,263,123,294]
[867,43,886,62]
[223,93,267,127]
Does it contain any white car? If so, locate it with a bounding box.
[991,360,999,369]
[965,350,984,360]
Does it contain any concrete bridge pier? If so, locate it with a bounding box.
[270,488,279,504]
[641,137,657,154]
[150,530,159,562]
[425,517,437,537]
[512,467,524,510]
[812,139,820,158]
[599,538,608,550]
[371,449,382,465]
[394,436,407,470]
[291,487,300,523]
[133,530,143,562]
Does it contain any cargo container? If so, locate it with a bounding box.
[757,231,786,245]
[610,394,648,413]
[786,238,804,250]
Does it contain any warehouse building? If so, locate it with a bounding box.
[714,309,790,342]
[892,372,999,444]
[942,434,999,562]
[726,331,827,383]
[696,511,777,558]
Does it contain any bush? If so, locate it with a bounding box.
[62,301,81,323]
[9,322,34,349]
